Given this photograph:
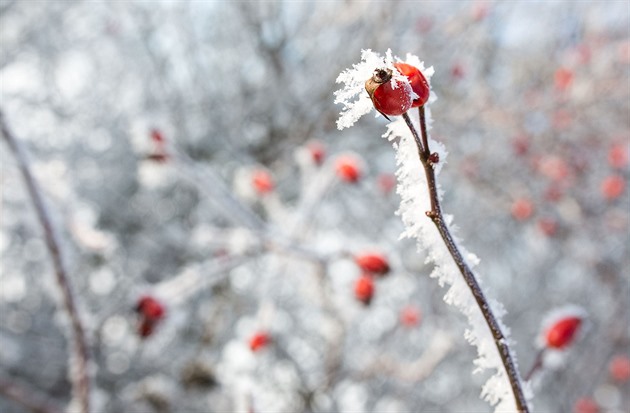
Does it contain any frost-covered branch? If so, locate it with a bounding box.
[0,110,91,413]
[403,108,530,412]
[334,50,531,412]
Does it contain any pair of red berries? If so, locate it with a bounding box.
[353,252,390,305]
[135,295,166,338]
[365,63,430,118]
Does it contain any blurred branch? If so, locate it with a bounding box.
[403,108,530,412]
[0,377,63,413]
[0,109,91,413]
[355,330,453,382]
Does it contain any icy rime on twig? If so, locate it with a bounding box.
[335,50,530,412]
[0,110,91,413]
[398,108,530,412]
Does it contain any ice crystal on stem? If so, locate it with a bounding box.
[335,50,530,412]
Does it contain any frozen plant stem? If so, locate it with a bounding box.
[402,109,530,413]
[0,110,91,413]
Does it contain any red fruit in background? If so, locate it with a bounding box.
[552,109,572,130]
[537,218,558,237]
[608,143,629,169]
[249,332,270,352]
[136,295,166,321]
[354,252,390,276]
[609,355,630,382]
[512,134,529,156]
[335,155,362,183]
[415,16,433,34]
[378,173,396,195]
[545,316,582,349]
[554,67,574,92]
[601,175,625,200]
[400,306,422,327]
[307,140,326,166]
[393,63,430,108]
[365,68,413,117]
[252,169,274,195]
[573,397,599,413]
[451,63,465,80]
[150,128,165,143]
[538,155,570,182]
[354,274,375,305]
[511,198,534,221]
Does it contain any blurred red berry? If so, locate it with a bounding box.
[393,63,430,108]
[377,173,396,195]
[601,175,625,200]
[554,67,574,92]
[150,128,165,143]
[249,332,271,352]
[573,397,599,413]
[538,155,570,182]
[609,355,630,382]
[335,155,362,183]
[471,2,489,21]
[365,68,413,117]
[252,169,274,195]
[307,140,326,166]
[545,316,582,349]
[511,198,534,221]
[451,63,465,80]
[512,134,529,156]
[537,218,558,237]
[544,185,564,203]
[136,295,166,321]
[608,143,628,169]
[354,252,390,276]
[400,306,422,327]
[354,274,375,305]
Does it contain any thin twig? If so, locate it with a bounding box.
[402,110,530,412]
[0,110,91,413]
[0,377,63,413]
[524,348,546,381]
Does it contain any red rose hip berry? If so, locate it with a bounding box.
[354,274,375,305]
[335,155,362,183]
[545,316,582,349]
[252,169,274,195]
[354,252,390,276]
[609,355,630,382]
[393,62,430,108]
[365,68,413,118]
[249,331,271,352]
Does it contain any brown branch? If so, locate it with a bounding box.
[402,109,530,413]
[0,110,91,413]
[0,377,63,413]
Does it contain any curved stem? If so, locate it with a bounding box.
[0,110,91,413]
[402,110,530,412]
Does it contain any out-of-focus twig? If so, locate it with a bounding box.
[0,109,91,413]
[0,377,63,413]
